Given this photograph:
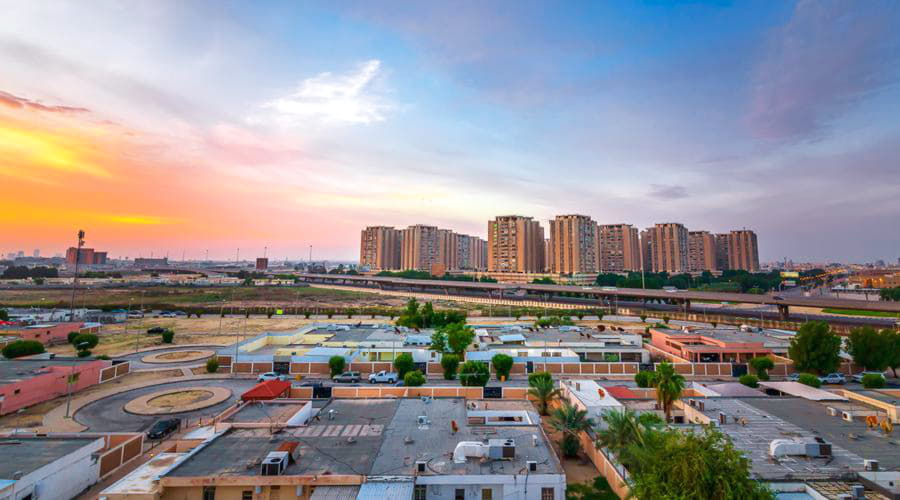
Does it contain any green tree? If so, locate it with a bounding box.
[206,358,219,373]
[491,353,514,380]
[0,309,8,321]
[527,374,560,416]
[72,333,99,349]
[76,349,92,358]
[67,331,81,344]
[328,355,346,377]
[739,374,759,388]
[394,352,415,378]
[458,361,489,387]
[788,321,841,374]
[549,402,593,458]
[639,314,647,323]
[846,326,891,371]
[528,371,552,387]
[651,362,684,423]
[886,330,900,377]
[443,322,475,354]
[420,302,435,327]
[749,356,775,381]
[395,298,421,328]
[429,331,448,353]
[440,353,460,380]
[161,330,174,343]
[404,370,426,386]
[595,409,662,466]
[798,373,821,388]
[634,371,653,388]
[626,426,774,500]
[2,340,45,358]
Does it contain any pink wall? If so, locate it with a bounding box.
[2,322,94,346]
[0,360,109,415]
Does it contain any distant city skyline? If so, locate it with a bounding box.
[1,2,898,262]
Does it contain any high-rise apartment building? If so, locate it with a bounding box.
[543,239,552,273]
[401,225,441,271]
[487,215,544,273]
[599,224,640,272]
[549,215,598,274]
[437,229,458,271]
[688,231,717,272]
[65,247,107,266]
[456,234,487,271]
[715,234,730,271]
[644,223,689,273]
[725,230,760,272]
[359,226,402,270]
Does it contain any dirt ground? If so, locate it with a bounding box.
[539,417,600,485]
[147,390,214,408]
[0,369,183,429]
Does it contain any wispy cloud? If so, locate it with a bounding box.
[258,60,391,126]
[0,90,89,114]
[648,184,689,200]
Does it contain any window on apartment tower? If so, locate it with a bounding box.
[241,491,252,500]
[455,488,465,500]
[541,487,555,500]
[481,488,493,500]
[414,485,427,500]
[202,487,216,500]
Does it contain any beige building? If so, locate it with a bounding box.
[644,223,689,273]
[437,229,458,271]
[456,234,487,270]
[487,215,545,273]
[549,215,599,274]
[688,230,717,272]
[599,224,640,272]
[401,224,441,271]
[359,226,402,270]
[725,229,760,272]
[715,233,731,271]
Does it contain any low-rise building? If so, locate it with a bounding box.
[0,358,129,415]
[0,322,99,347]
[475,325,649,364]
[649,326,789,363]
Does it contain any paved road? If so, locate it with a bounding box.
[74,379,256,432]
[115,345,227,370]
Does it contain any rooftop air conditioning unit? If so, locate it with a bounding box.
[805,438,832,458]
[260,451,289,476]
[864,459,879,471]
[827,407,838,417]
[417,415,430,426]
[488,439,516,459]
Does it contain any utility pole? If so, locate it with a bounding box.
[69,230,85,322]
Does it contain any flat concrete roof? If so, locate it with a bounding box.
[742,397,900,470]
[101,453,183,495]
[696,398,863,480]
[0,437,100,479]
[0,359,101,385]
[758,382,848,401]
[227,402,309,424]
[653,327,790,348]
[371,398,562,476]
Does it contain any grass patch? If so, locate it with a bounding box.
[822,308,899,318]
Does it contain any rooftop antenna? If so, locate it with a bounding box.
[69,230,85,321]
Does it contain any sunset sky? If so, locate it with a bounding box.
[1,1,898,262]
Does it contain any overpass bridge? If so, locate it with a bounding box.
[296,273,900,320]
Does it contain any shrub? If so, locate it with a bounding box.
[662,315,670,324]
[738,374,759,388]
[534,316,575,328]
[394,352,415,378]
[161,330,175,344]
[96,354,111,360]
[441,353,460,380]
[404,370,426,387]
[491,353,514,380]
[76,349,92,358]
[2,340,46,359]
[67,331,80,344]
[206,357,220,373]
[459,361,490,387]
[72,333,99,349]
[639,314,647,323]
[798,373,821,388]
[304,311,311,319]
[634,371,654,388]
[528,371,552,387]
[862,373,885,389]
[329,355,346,377]
[749,356,774,381]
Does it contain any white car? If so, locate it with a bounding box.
[818,373,846,385]
[368,371,398,384]
[257,372,286,382]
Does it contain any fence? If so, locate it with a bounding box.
[99,361,131,382]
[98,433,144,478]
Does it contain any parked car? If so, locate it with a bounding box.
[146,418,179,440]
[332,371,362,383]
[257,372,286,382]
[147,326,166,334]
[786,373,801,382]
[128,311,144,319]
[159,312,177,318]
[298,381,323,388]
[852,371,885,383]
[368,371,398,384]
[819,373,846,385]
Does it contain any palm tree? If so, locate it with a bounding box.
[651,362,685,423]
[549,402,593,458]
[595,409,663,468]
[527,376,561,416]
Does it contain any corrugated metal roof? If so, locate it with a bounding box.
[356,481,414,499]
[309,485,359,500]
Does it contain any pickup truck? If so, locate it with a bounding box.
[368,371,399,384]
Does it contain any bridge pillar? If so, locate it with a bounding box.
[777,304,789,320]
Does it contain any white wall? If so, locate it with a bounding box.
[11,438,105,500]
[417,473,567,500]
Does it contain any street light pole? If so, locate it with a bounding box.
[69,230,85,321]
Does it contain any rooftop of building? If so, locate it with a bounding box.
[694,398,864,480]
[652,326,791,348]
[477,325,643,348]
[741,397,900,470]
[0,436,101,479]
[0,358,103,384]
